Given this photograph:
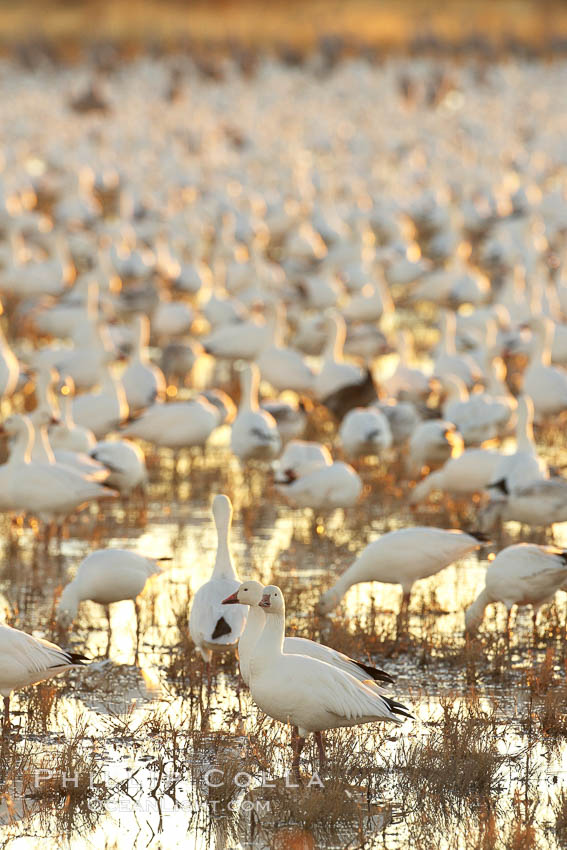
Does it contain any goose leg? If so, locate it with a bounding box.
[396,592,411,644]
[134,598,141,664]
[532,607,538,645]
[291,727,305,776]
[505,608,513,650]
[315,731,326,768]
[2,696,10,732]
[104,605,112,658]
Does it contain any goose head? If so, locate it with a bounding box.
[258,585,285,614]
[2,414,31,439]
[222,580,264,606]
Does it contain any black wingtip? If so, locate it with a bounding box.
[488,478,509,495]
[211,616,232,640]
[64,651,89,666]
[355,660,395,685]
[467,530,493,544]
[383,695,414,719]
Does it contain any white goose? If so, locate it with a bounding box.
[261,398,308,443]
[275,457,362,510]
[465,544,567,634]
[247,586,411,768]
[274,440,332,483]
[487,395,548,495]
[49,377,97,455]
[230,364,281,462]
[90,439,148,495]
[433,311,483,389]
[409,448,502,505]
[382,330,432,402]
[338,407,393,457]
[222,580,394,687]
[121,314,166,411]
[0,415,117,524]
[313,312,365,401]
[256,307,315,394]
[202,309,276,361]
[441,375,512,445]
[522,316,567,419]
[72,364,129,439]
[0,321,19,401]
[480,478,567,532]
[317,527,483,615]
[189,495,247,663]
[122,395,221,449]
[407,420,464,476]
[57,548,164,658]
[0,625,87,725]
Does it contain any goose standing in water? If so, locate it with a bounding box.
[338,407,392,458]
[256,306,315,394]
[0,624,87,728]
[313,312,366,401]
[409,448,502,505]
[479,477,567,533]
[465,543,567,637]
[275,456,362,510]
[230,364,281,461]
[72,363,129,439]
[189,495,247,664]
[89,439,147,495]
[487,395,548,495]
[121,314,166,412]
[522,316,567,419]
[122,394,221,450]
[57,548,165,660]
[223,580,393,687]
[317,527,483,620]
[247,586,411,770]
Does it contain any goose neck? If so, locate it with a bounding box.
[251,611,285,668]
[238,606,266,670]
[240,368,258,412]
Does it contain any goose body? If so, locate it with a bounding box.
[122,396,220,449]
[410,448,501,504]
[0,624,87,722]
[487,396,547,494]
[247,587,411,761]
[202,314,273,361]
[523,317,567,419]
[433,311,483,388]
[314,312,365,400]
[480,478,567,531]
[49,379,97,454]
[274,439,332,483]
[465,543,567,633]
[189,495,247,663]
[90,439,147,494]
[442,376,513,445]
[261,399,308,443]
[121,315,166,411]
[317,527,482,613]
[223,580,393,688]
[230,364,281,461]
[338,407,392,457]
[72,366,129,439]
[275,460,362,510]
[407,420,464,475]
[0,415,118,521]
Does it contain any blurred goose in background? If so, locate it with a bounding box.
[0,625,87,726]
[409,448,502,505]
[202,307,276,361]
[441,375,513,445]
[261,398,309,443]
[57,548,164,659]
[338,406,393,457]
[433,310,483,389]
[487,395,548,495]
[223,580,394,687]
[230,364,281,461]
[72,363,129,439]
[465,544,567,636]
[0,321,19,402]
[122,394,221,449]
[480,478,567,532]
[274,439,332,483]
[275,454,362,510]
[49,377,97,454]
[189,495,247,664]
[90,439,147,495]
[522,316,567,419]
[247,586,411,769]
[382,330,432,403]
[313,311,366,400]
[407,419,464,476]
[121,314,166,411]
[317,527,483,617]
[256,306,315,393]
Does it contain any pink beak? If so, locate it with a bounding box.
[259,594,271,609]
[222,591,239,605]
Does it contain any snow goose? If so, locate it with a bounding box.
[407,420,464,476]
[30,407,109,482]
[275,457,362,510]
[433,311,483,389]
[90,439,147,495]
[151,296,194,339]
[338,407,393,457]
[160,339,206,388]
[189,495,247,663]
[441,375,512,446]
[487,395,548,497]
[202,309,276,361]
[48,377,97,454]
[0,321,19,401]
[122,395,221,449]
[248,586,411,768]
[256,307,315,394]
[465,544,567,635]
[522,316,567,419]
[0,415,118,524]
[222,580,394,687]
[313,312,366,401]
[121,314,166,412]
[274,440,332,483]
[230,364,281,461]
[317,527,483,616]
[479,478,567,532]
[0,625,87,726]
[261,398,309,443]
[57,548,164,658]
[342,278,393,323]
[409,448,502,505]
[33,318,117,392]
[373,399,421,447]
[72,364,129,439]
[382,330,432,403]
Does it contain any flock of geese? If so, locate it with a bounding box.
[0,55,567,766]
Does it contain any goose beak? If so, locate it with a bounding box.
[222,591,239,605]
[259,593,271,609]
